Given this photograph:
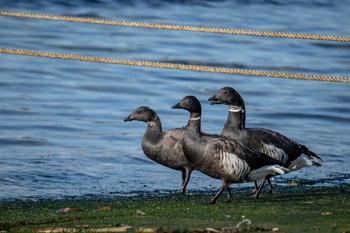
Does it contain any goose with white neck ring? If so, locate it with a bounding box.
[209,87,323,193]
[172,96,289,204]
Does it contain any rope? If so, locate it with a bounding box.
[1,10,349,43]
[1,48,348,83]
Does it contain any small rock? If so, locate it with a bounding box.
[137,227,156,232]
[236,219,252,228]
[136,209,146,215]
[205,228,220,233]
[96,205,113,211]
[55,207,79,215]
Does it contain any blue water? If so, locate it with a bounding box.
[0,0,349,200]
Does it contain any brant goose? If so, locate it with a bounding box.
[124,106,194,194]
[208,87,323,192]
[172,96,289,203]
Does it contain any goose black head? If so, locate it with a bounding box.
[124,106,158,123]
[172,96,201,114]
[208,87,244,109]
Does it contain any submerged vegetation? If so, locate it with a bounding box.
[0,185,349,233]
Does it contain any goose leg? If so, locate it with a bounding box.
[208,185,226,204]
[225,186,234,202]
[247,181,259,196]
[254,178,267,199]
[254,181,259,191]
[180,168,192,194]
[267,178,274,193]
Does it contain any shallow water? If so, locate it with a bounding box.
[0,0,349,200]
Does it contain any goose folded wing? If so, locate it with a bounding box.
[213,138,286,170]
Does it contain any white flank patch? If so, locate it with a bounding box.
[247,165,290,181]
[219,150,250,180]
[288,155,322,171]
[190,117,201,121]
[262,143,289,164]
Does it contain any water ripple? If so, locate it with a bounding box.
[0,137,50,146]
[0,0,349,200]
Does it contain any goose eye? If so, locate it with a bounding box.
[224,91,228,95]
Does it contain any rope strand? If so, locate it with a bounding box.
[1,10,349,42]
[1,47,348,83]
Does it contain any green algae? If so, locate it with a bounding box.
[0,185,349,233]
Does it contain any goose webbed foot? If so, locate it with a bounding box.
[225,187,234,202]
[246,188,257,197]
[252,178,267,199]
[246,180,259,196]
[207,199,217,205]
[207,185,226,204]
[208,184,233,204]
[248,178,274,198]
[179,169,192,196]
[171,191,185,196]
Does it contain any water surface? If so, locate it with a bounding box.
[0,0,349,200]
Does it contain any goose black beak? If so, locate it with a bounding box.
[123,114,133,122]
[172,102,181,109]
[208,95,216,101]
[208,94,222,105]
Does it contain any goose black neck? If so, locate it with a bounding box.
[224,105,246,132]
[144,116,162,141]
[187,112,201,134]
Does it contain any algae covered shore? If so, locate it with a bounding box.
[0,185,349,233]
